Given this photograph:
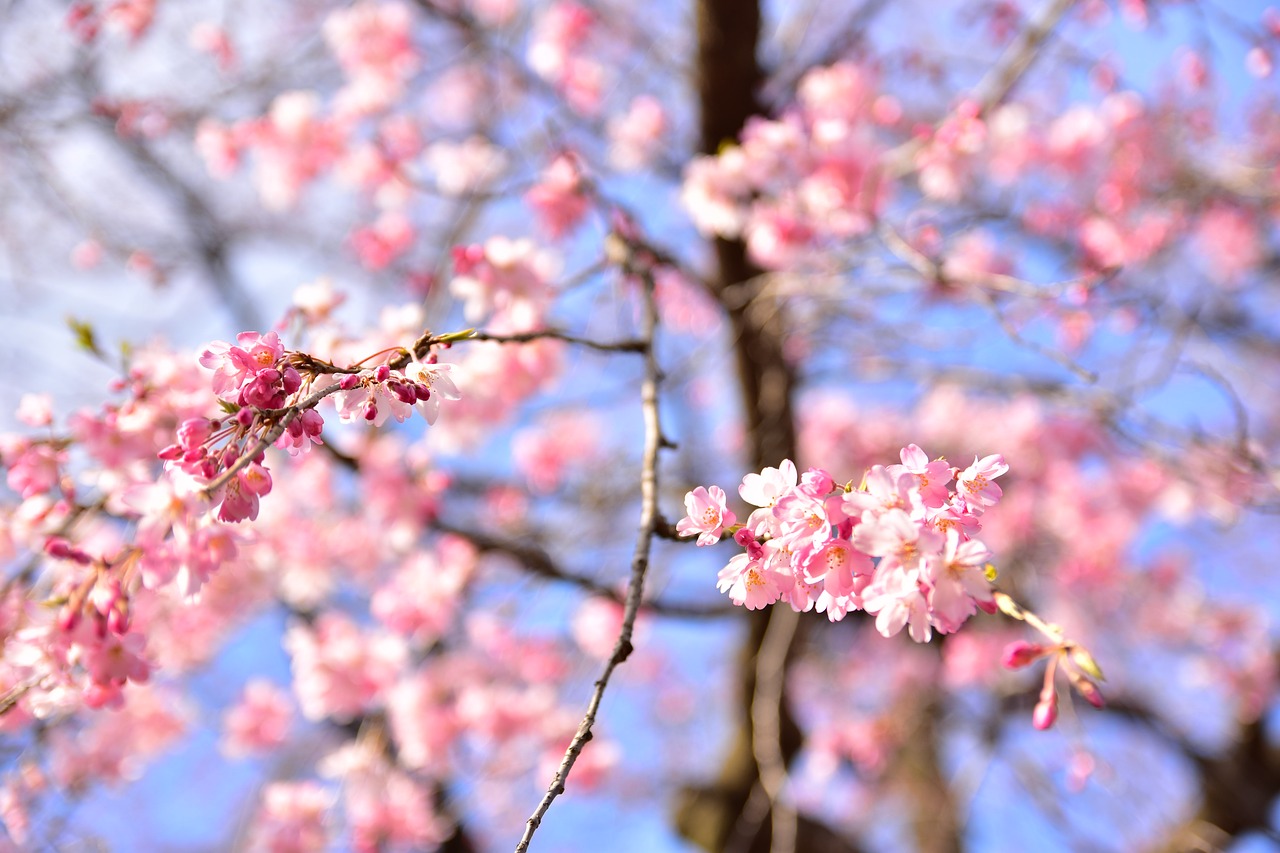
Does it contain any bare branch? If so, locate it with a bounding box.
[467,329,648,353]
[433,519,732,619]
[514,258,666,852]
[751,607,801,853]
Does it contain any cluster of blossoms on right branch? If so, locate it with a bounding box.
[679,447,1008,642]
[679,446,1107,729]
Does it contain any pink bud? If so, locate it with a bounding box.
[373,365,391,383]
[339,373,361,390]
[57,605,81,633]
[282,366,302,394]
[300,409,324,436]
[802,467,834,495]
[1032,691,1058,730]
[178,418,213,446]
[108,603,130,635]
[388,381,416,404]
[45,538,92,565]
[45,537,74,559]
[1067,669,1105,708]
[1077,679,1104,708]
[1001,640,1047,669]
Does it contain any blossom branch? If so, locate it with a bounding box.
[198,382,343,497]
[514,251,665,852]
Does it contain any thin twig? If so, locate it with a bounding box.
[513,259,665,853]
[878,220,1110,300]
[467,329,647,353]
[971,0,1080,112]
[751,606,801,853]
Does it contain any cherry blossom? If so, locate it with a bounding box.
[676,485,737,545]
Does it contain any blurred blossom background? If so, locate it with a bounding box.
[1,0,1280,851]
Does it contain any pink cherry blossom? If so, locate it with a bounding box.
[285,614,407,722]
[525,153,589,239]
[1194,204,1261,286]
[677,485,737,545]
[894,444,954,507]
[717,553,790,610]
[738,459,798,536]
[608,95,667,171]
[852,508,940,574]
[862,566,932,643]
[222,679,294,757]
[957,454,1009,511]
[15,395,52,428]
[926,529,994,634]
[404,361,462,425]
[249,781,331,853]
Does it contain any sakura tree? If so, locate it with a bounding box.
[0,0,1278,850]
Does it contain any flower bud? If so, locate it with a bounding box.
[1001,640,1047,669]
[57,604,81,634]
[281,366,302,394]
[45,537,75,560]
[388,381,417,404]
[301,409,325,436]
[1032,690,1058,730]
[1069,646,1105,681]
[1067,669,1105,708]
[108,602,130,635]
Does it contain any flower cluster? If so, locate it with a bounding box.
[199,331,300,409]
[162,331,461,527]
[331,359,460,427]
[679,447,1010,643]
